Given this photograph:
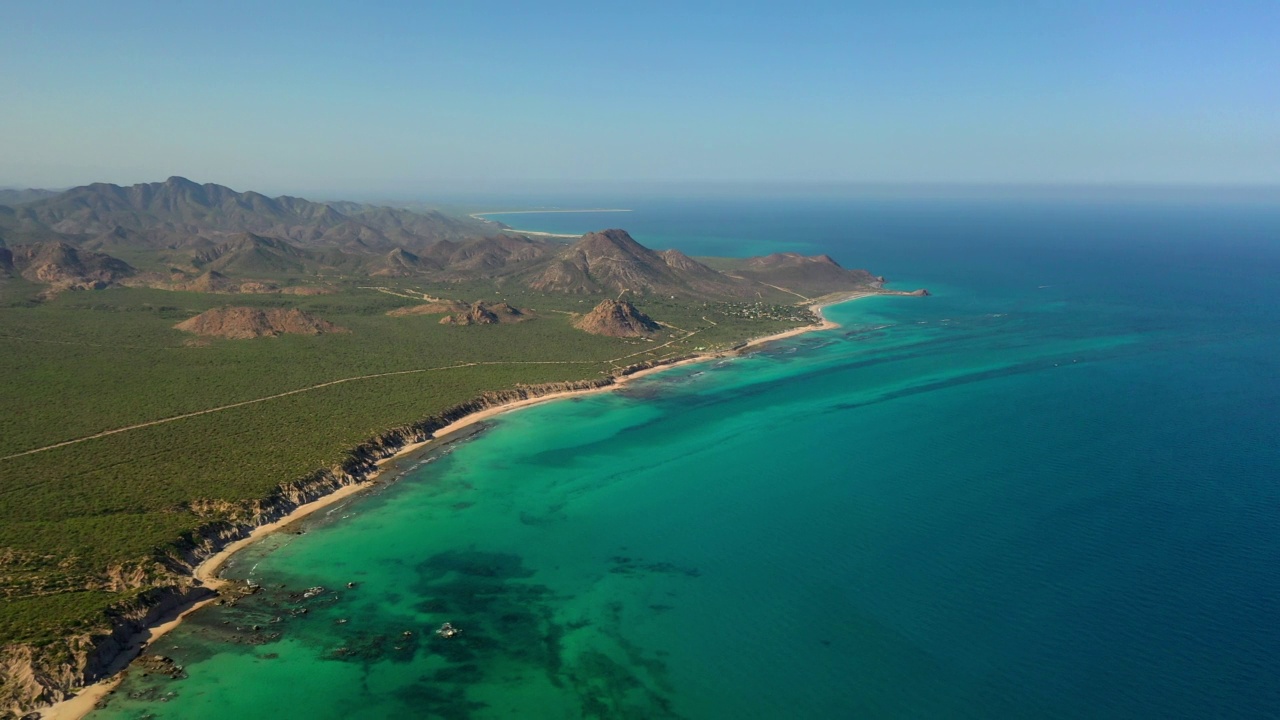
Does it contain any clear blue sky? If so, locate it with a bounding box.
[2,1,1277,196]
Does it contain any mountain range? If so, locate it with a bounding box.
[0,188,61,206]
[0,177,891,301]
[0,176,489,254]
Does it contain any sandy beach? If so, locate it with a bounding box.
[39,291,871,720]
[468,209,632,239]
[469,209,632,216]
[493,228,581,239]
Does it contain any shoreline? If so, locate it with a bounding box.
[469,209,632,216]
[38,291,872,720]
[501,229,581,239]
[469,209,632,239]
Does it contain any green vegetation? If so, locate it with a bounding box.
[0,277,813,645]
[0,591,135,646]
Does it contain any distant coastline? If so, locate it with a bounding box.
[470,208,632,216]
[470,209,633,239]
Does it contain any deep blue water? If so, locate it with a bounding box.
[98,195,1280,718]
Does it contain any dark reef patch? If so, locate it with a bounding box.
[96,550,685,719]
[405,549,683,718]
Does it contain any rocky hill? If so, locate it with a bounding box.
[174,307,349,339]
[3,241,134,291]
[425,235,551,276]
[366,235,551,279]
[729,252,882,296]
[164,270,242,293]
[186,232,323,275]
[573,299,660,337]
[129,270,334,296]
[525,229,755,298]
[439,301,532,326]
[386,300,469,317]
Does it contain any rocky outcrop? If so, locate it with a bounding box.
[189,233,315,275]
[525,229,754,298]
[2,367,712,718]
[386,301,468,317]
[730,252,879,296]
[176,270,241,293]
[6,242,134,292]
[875,287,931,297]
[173,307,349,339]
[126,271,336,296]
[573,299,660,337]
[439,301,530,326]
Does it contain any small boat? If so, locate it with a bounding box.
[435,622,462,639]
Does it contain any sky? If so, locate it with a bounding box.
[2,1,1278,197]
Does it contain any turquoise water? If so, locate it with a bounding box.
[96,197,1280,718]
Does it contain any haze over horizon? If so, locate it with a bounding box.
[3,1,1277,198]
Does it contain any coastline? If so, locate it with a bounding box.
[469,209,632,216]
[469,209,632,239]
[38,291,871,720]
[500,229,581,239]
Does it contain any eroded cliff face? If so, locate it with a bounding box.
[1,374,659,719]
[0,586,209,718]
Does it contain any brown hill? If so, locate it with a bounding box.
[386,301,468,317]
[124,270,336,296]
[174,307,349,339]
[7,242,134,290]
[730,252,881,296]
[178,270,242,293]
[189,233,317,275]
[440,301,532,326]
[525,229,752,298]
[431,235,552,277]
[368,247,440,277]
[573,299,660,337]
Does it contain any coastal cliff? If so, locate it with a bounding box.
[1,372,683,718]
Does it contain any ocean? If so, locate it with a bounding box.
[93,193,1280,718]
